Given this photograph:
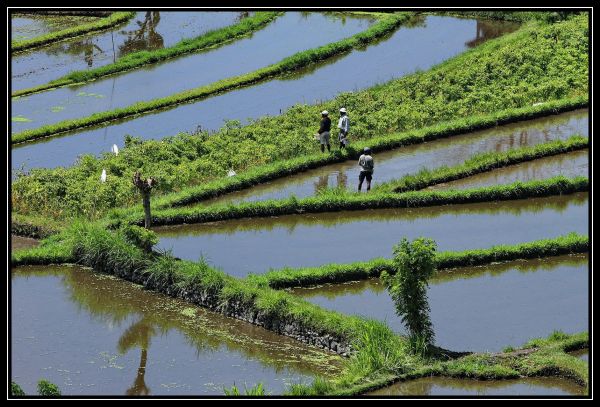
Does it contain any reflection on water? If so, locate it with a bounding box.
[11,14,98,41]
[465,19,520,48]
[119,12,164,57]
[11,266,342,395]
[12,12,242,90]
[367,376,586,396]
[291,254,588,353]
[569,349,589,363]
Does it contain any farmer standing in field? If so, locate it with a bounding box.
[358,147,374,192]
[317,110,331,153]
[337,108,350,149]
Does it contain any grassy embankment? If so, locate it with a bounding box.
[11,12,135,53]
[114,176,588,227]
[11,14,588,222]
[11,12,282,97]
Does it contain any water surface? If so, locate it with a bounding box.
[11,265,342,395]
[10,235,40,252]
[430,150,588,191]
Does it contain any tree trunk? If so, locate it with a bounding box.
[142,192,152,229]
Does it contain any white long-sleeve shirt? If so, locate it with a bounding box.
[337,115,350,133]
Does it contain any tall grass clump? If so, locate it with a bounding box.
[382,238,437,353]
[11,382,25,396]
[223,382,267,396]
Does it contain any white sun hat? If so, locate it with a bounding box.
[321,110,328,115]
[339,107,347,113]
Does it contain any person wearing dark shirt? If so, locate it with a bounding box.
[317,110,331,153]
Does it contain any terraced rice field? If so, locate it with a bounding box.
[10,10,590,398]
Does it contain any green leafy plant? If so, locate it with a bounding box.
[37,380,61,396]
[223,382,266,396]
[11,382,25,396]
[382,238,437,352]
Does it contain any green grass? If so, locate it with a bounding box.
[12,12,282,97]
[11,13,414,144]
[248,233,588,289]
[12,14,588,221]
[11,12,135,53]
[117,176,588,228]
[375,135,589,193]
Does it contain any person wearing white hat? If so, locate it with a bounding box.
[316,110,331,153]
[337,108,350,149]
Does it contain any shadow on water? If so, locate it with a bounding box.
[11,265,343,395]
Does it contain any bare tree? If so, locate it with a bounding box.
[132,171,157,229]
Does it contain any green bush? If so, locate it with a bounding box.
[382,238,437,351]
[11,382,25,396]
[37,380,61,396]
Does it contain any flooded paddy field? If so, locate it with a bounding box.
[11,12,244,91]
[11,265,342,395]
[290,254,588,353]
[12,15,518,172]
[155,193,588,278]
[12,13,375,133]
